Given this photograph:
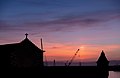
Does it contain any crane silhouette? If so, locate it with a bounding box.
[65,49,80,66]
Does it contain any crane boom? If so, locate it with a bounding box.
[67,49,80,66]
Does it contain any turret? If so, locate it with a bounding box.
[97,50,109,78]
[97,50,109,68]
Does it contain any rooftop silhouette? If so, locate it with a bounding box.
[0,33,44,68]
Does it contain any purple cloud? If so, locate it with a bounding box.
[23,10,120,33]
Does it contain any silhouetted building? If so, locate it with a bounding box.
[97,50,109,78]
[0,33,44,68]
[97,50,109,68]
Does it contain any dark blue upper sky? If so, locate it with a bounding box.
[1,0,120,23]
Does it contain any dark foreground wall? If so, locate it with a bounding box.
[4,66,109,78]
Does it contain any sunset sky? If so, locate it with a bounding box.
[0,0,120,63]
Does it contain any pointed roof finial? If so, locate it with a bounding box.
[102,50,104,52]
[25,33,28,38]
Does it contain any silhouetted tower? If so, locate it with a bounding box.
[97,50,109,78]
[97,50,109,68]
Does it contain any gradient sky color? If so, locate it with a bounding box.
[0,0,120,63]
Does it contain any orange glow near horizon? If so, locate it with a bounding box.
[0,36,120,62]
[35,41,120,62]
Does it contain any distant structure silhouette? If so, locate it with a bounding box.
[97,50,109,78]
[53,59,56,66]
[97,50,109,67]
[0,33,45,68]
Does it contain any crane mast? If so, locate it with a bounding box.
[67,49,80,66]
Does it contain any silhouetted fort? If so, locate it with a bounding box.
[0,34,110,78]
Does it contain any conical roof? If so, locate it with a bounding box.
[97,50,109,63]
